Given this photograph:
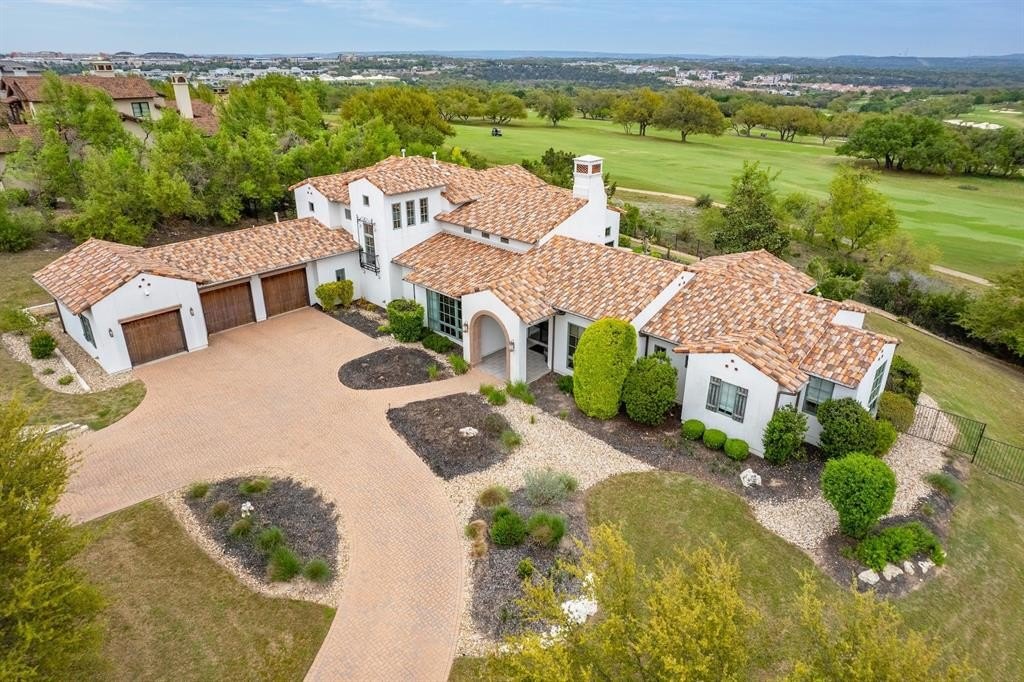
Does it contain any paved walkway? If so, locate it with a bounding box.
[58,308,486,681]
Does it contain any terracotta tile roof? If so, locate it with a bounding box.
[643,271,896,390]
[435,185,586,244]
[393,232,520,297]
[33,239,203,315]
[163,98,219,135]
[0,123,41,154]
[0,128,16,154]
[486,237,688,323]
[690,249,815,293]
[34,218,358,314]
[147,218,358,284]
[8,74,157,102]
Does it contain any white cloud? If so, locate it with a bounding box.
[303,0,443,29]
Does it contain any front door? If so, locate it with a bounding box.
[527,320,549,363]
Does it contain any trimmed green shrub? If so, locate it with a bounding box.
[762,406,807,465]
[210,500,230,518]
[336,279,354,307]
[506,381,536,405]
[238,477,270,495]
[479,481,512,507]
[481,412,507,436]
[526,512,567,547]
[853,522,946,571]
[57,375,73,386]
[818,398,879,459]
[572,318,637,419]
[303,558,332,582]
[448,353,469,375]
[314,281,349,311]
[878,391,915,432]
[886,355,922,403]
[681,419,705,440]
[556,374,574,394]
[186,482,210,499]
[256,526,285,553]
[386,299,425,342]
[269,546,302,581]
[703,429,727,450]
[29,331,57,359]
[524,468,578,506]
[479,384,507,406]
[621,354,678,425]
[822,453,896,538]
[516,558,535,579]
[490,506,527,546]
[724,438,749,461]
[229,517,253,537]
[500,429,522,450]
[926,472,965,502]
[422,331,455,353]
[873,419,898,456]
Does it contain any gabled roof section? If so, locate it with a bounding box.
[435,185,586,244]
[393,232,520,298]
[163,98,220,135]
[8,74,157,102]
[677,331,808,392]
[689,249,815,293]
[147,217,358,284]
[33,239,203,315]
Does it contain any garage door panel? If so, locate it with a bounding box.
[201,282,256,334]
[122,309,187,367]
[261,268,309,317]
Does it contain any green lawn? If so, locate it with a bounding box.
[453,114,1024,279]
[0,249,146,430]
[866,314,1024,446]
[958,104,1024,130]
[75,500,335,681]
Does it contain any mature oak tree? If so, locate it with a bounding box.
[653,88,728,142]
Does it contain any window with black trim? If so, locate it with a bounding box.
[868,362,887,411]
[706,377,747,422]
[406,200,416,226]
[391,203,402,229]
[80,314,95,347]
[500,237,509,244]
[419,197,429,223]
[653,344,667,356]
[308,201,315,212]
[131,101,150,118]
[362,195,369,206]
[605,226,611,236]
[463,227,471,234]
[481,232,490,239]
[803,375,835,415]
[344,208,351,220]
[335,268,346,281]
[567,323,584,368]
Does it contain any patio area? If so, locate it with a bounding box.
[479,349,550,383]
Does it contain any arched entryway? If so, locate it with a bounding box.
[469,311,510,380]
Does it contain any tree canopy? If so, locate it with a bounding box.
[653,88,727,142]
[816,166,900,258]
[711,161,789,256]
[960,263,1024,357]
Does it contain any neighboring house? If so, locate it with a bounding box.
[0,59,43,78]
[34,153,896,455]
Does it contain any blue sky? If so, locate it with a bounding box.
[0,0,1021,57]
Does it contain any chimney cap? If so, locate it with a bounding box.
[170,73,188,84]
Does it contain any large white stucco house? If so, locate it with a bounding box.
[34,153,897,455]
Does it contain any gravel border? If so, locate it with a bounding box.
[163,467,349,607]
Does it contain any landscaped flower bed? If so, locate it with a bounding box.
[182,476,339,586]
[319,298,389,338]
[339,346,452,389]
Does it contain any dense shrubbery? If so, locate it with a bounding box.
[490,505,527,546]
[817,398,880,459]
[873,419,898,456]
[822,453,896,538]
[886,355,923,403]
[524,468,578,506]
[314,280,352,311]
[572,319,637,419]
[386,299,425,342]
[681,419,705,440]
[621,353,677,425]
[724,438,749,461]
[762,406,808,465]
[853,522,946,571]
[703,429,727,450]
[421,331,455,353]
[28,331,57,359]
[526,512,567,547]
[0,196,45,252]
[878,391,915,431]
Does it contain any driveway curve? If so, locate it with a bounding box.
[58,309,485,681]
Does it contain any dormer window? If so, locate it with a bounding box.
[481,232,490,239]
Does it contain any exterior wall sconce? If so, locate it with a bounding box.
[462,322,469,333]
[508,340,515,352]
[189,307,195,317]
[108,328,114,338]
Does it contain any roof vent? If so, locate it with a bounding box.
[431,151,437,167]
[401,148,406,157]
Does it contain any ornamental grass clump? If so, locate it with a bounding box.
[571,319,637,419]
[490,506,527,546]
[238,477,271,495]
[449,353,469,375]
[269,546,302,582]
[506,381,536,405]
[229,517,253,537]
[526,512,567,547]
[524,468,578,506]
[303,558,332,583]
[480,384,508,406]
[210,500,231,518]
[500,429,522,450]
[186,482,210,499]
[477,485,511,508]
[256,526,285,553]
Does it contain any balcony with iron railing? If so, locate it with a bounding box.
[359,248,380,273]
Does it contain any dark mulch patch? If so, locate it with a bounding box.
[184,476,338,582]
[470,489,589,640]
[387,393,511,479]
[320,300,388,338]
[339,346,452,389]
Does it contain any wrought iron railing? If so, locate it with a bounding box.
[359,248,380,274]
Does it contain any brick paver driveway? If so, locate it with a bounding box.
[59,309,485,681]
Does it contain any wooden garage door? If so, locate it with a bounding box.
[122,309,187,367]
[201,282,255,335]
[261,268,309,317]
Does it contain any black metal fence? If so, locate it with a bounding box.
[907,403,1024,485]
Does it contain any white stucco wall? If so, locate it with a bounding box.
[551,312,595,376]
[439,224,532,253]
[310,251,362,302]
[681,353,781,456]
[56,300,99,363]
[86,273,206,373]
[462,290,528,382]
[294,185,348,230]
[478,315,506,356]
[642,334,687,403]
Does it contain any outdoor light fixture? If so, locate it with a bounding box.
[189,307,195,317]
[108,328,114,338]
[508,341,515,352]
[462,322,469,332]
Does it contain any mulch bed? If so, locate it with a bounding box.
[387,393,512,479]
[470,489,589,640]
[184,476,339,582]
[339,346,452,389]
[320,300,389,338]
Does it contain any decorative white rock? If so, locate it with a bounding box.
[902,560,916,575]
[459,426,479,438]
[918,559,935,574]
[561,597,598,624]
[739,468,762,487]
[858,569,880,586]
[240,500,254,518]
[882,563,904,581]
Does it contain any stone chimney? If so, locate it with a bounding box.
[572,155,606,204]
[169,73,193,120]
[90,59,115,78]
